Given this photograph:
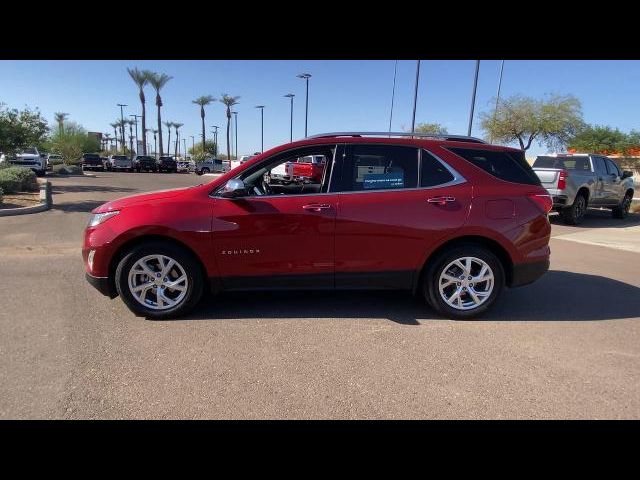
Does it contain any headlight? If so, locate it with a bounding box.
[88,210,120,227]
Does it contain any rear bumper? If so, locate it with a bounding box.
[510,259,549,288]
[85,273,117,298]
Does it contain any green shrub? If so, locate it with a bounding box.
[0,166,38,193]
[0,186,3,204]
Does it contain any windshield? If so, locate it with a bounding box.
[19,148,38,155]
[113,156,128,160]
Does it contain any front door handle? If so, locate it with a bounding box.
[427,196,456,205]
[302,203,332,212]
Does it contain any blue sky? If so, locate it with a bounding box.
[1,60,639,157]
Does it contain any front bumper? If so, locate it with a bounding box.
[85,273,117,298]
[510,259,549,288]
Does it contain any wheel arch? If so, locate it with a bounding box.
[415,235,514,294]
[107,234,209,297]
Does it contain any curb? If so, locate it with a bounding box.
[0,179,52,217]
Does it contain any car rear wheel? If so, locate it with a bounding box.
[424,245,504,320]
[115,241,204,319]
[612,192,633,219]
[561,193,587,225]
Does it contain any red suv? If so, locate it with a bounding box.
[83,132,552,320]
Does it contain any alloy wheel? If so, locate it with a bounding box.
[438,256,494,311]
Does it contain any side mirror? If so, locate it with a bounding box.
[622,170,633,179]
[220,179,247,198]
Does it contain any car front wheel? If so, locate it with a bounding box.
[612,191,633,219]
[424,245,504,320]
[115,241,204,319]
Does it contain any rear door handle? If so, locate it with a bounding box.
[302,203,332,212]
[427,196,456,205]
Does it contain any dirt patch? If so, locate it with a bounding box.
[0,191,41,209]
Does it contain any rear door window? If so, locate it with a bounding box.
[421,150,455,187]
[340,145,418,192]
[448,147,541,186]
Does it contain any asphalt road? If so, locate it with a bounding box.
[1,171,640,419]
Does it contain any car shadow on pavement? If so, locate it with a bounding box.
[51,200,106,213]
[178,270,640,324]
[549,210,640,229]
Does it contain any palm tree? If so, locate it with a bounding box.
[164,121,174,155]
[54,112,69,134]
[103,134,112,153]
[127,119,135,155]
[147,72,172,157]
[192,95,215,151]
[220,94,240,161]
[174,123,184,158]
[127,67,149,155]
[115,120,127,153]
[151,129,158,157]
[110,122,119,150]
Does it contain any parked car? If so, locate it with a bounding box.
[83,132,552,320]
[195,158,229,175]
[107,155,133,172]
[133,155,157,173]
[46,153,63,170]
[177,159,195,173]
[9,147,47,176]
[156,156,177,173]
[81,153,104,171]
[532,153,634,224]
[270,154,326,184]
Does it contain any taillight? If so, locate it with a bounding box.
[558,170,568,190]
[527,193,553,214]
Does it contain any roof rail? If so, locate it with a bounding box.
[306,132,488,144]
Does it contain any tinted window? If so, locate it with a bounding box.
[421,150,455,187]
[533,156,591,171]
[343,145,418,192]
[448,147,541,186]
[592,157,607,175]
[605,159,621,177]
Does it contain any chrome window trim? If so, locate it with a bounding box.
[210,143,467,200]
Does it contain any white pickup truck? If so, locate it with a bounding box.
[9,147,47,176]
[532,153,635,224]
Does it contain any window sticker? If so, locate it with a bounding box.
[363,172,404,190]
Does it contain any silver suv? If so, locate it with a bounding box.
[195,158,230,175]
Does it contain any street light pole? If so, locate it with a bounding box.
[410,61,420,134]
[297,73,311,137]
[468,60,480,137]
[211,126,219,155]
[284,94,294,142]
[117,103,127,149]
[255,106,265,153]
[190,135,195,156]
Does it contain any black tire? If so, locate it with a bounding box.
[561,193,587,225]
[423,245,505,320]
[612,191,633,219]
[202,168,210,174]
[115,241,204,319]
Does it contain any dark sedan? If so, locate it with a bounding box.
[157,156,177,173]
[133,156,158,173]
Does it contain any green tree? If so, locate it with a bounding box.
[192,95,216,151]
[567,125,629,154]
[45,122,100,164]
[127,67,149,155]
[110,122,119,150]
[0,103,49,155]
[188,140,218,159]
[413,123,448,135]
[147,72,172,157]
[220,94,240,161]
[480,94,583,151]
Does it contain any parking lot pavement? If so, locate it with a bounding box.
[1,172,640,419]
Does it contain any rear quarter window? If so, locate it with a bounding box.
[448,147,541,186]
